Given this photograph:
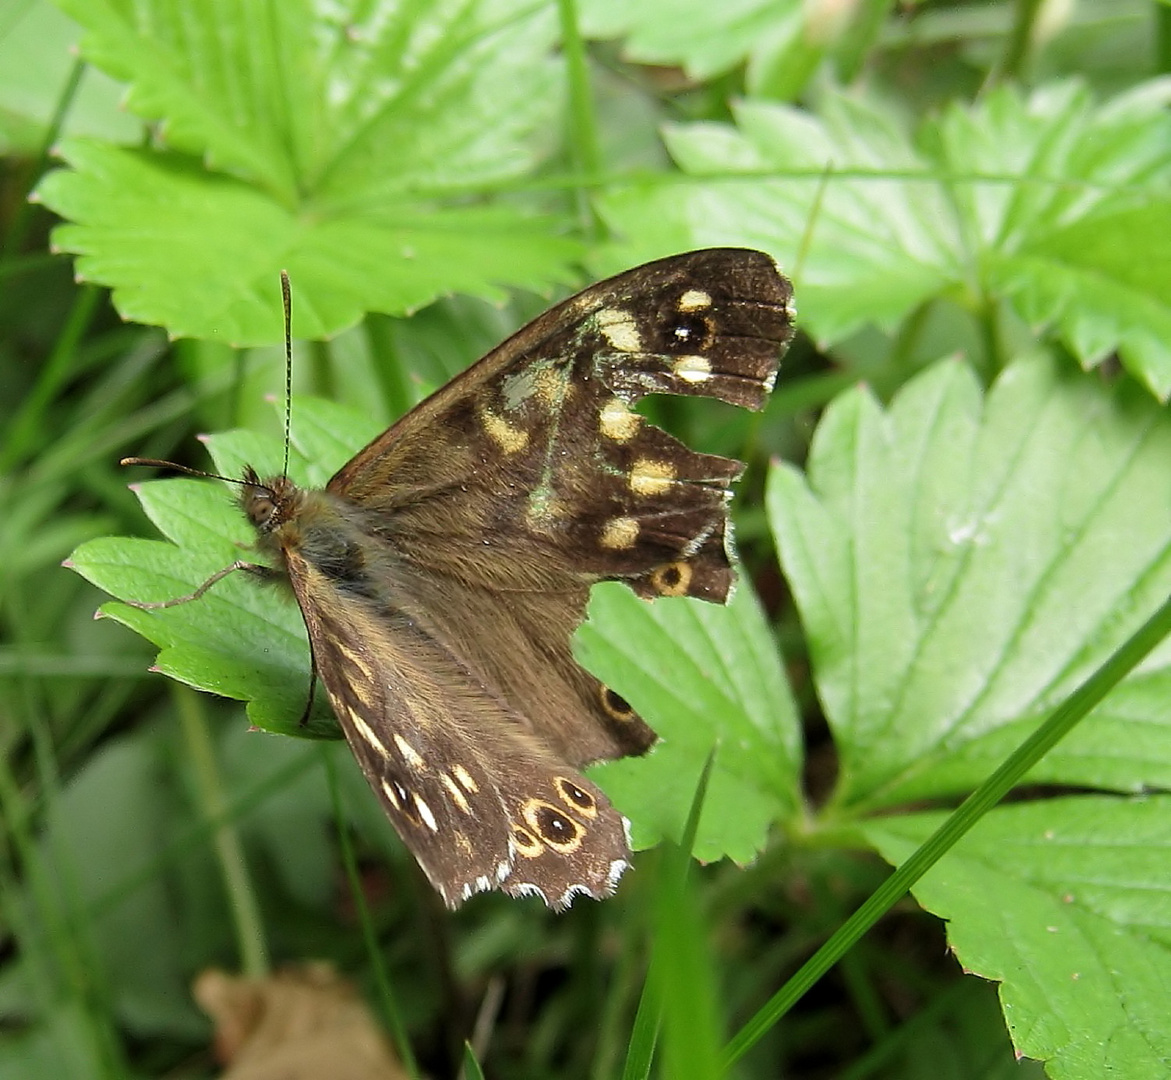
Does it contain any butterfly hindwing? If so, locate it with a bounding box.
[284,544,630,908]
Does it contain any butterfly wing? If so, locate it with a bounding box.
[284,546,631,908]
[329,250,792,601]
[325,249,794,763]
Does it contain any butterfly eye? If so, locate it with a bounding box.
[252,496,275,525]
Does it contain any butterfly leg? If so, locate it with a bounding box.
[123,560,273,609]
[297,666,320,728]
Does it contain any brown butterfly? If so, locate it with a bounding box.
[127,249,794,909]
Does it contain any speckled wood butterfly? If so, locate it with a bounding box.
[126,249,794,909]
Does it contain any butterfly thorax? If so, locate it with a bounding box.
[242,469,394,603]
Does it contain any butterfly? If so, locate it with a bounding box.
[127,249,794,909]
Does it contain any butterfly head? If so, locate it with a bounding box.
[240,467,302,535]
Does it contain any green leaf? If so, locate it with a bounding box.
[866,798,1171,1078]
[768,355,1171,813]
[35,0,584,345]
[578,580,802,865]
[462,1042,487,1080]
[579,0,806,87]
[578,0,866,99]
[52,0,561,198]
[597,81,1171,396]
[939,82,1171,397]
[597,92,964,340]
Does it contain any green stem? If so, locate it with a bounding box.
[1158,2,1171,74]
[0,285,102,471]
[89,748,318,920]
[1,57,85,260]
[557,0,602,238]
[175,685,269,977]
[0,645,127,1076]
[623,750,717,1080]
[324,746,421,1079]
[990,0,1044,85]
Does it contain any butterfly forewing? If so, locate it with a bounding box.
[242,249,793,908]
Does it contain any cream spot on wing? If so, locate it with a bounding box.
[478,400,529,453]
[599,397,641,442]
[630,458,676,496]
[453,764,479,793]
[441,772,472,814]
[380,779,401,809]
[596,308,642,352]
[678,288,712,311]
[673,354,712,383]
[503,361,571,411]
[336,643,376,684]
[393,733,425,771]
[347,709,389,759]
[600,516,639,550]
[414,793,439,832]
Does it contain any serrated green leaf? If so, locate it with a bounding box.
[578,580,801,865]
[51,0,561,199]
[598,92,961,340]
[768,355,1171,813]
[987,201,1171,397]
[36,0,584,345]
[866,797,1171,1079]
[39,139,583,346]
[580,0,804,84]
[597,81,1171,396]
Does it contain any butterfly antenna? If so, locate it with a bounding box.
[120,458,270,491]
[280,269,293,481]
